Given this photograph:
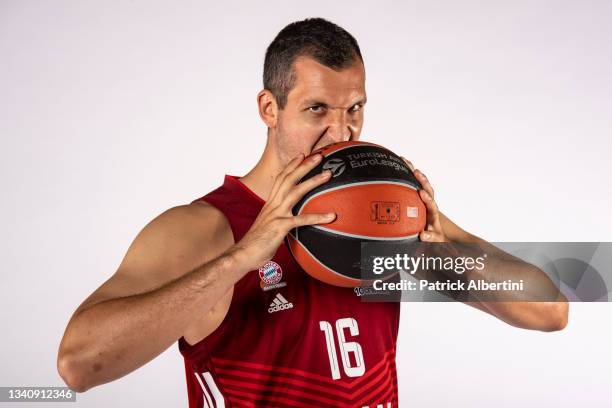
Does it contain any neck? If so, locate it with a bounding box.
[238,136,283,203]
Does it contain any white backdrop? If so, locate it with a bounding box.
[1,1,611,406]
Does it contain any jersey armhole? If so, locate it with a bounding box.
[191,197,240,245]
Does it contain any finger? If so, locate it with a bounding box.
[269,153,304,202]
[291,211,336,228]
[278,153,305,186]
[278,153,323,196]
[420,189,438,211]
[414,169,434,198]
[420,229,445,242]
[420,190,443,228]
[400,156,415,171]
[427,218,444,236]
[284,169,333,209]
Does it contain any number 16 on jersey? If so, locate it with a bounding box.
[319,317,365,380]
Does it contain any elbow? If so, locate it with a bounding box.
[57,352,93,393]
[539,301,569,332]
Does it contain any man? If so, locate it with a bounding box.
[58,18,568,407]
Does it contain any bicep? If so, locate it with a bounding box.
[72,203,232,316]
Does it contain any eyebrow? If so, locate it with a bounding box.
[302,97,367,108]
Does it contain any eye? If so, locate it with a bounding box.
[308,105,324,114]
[350,104,363,113]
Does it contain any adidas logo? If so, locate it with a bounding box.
[268,293,294,314]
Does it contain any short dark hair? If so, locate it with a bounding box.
[263,18,363,109]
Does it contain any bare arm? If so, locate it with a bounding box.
[57,152,335,392]
[399,157,568,332]
[57,204,244,392]
[439,211,569,332]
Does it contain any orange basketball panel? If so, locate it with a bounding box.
[298,183,426,238]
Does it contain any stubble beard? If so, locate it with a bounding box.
[274,115,301,168]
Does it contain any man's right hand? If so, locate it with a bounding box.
[233,152,335,272]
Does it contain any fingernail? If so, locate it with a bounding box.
[312,154,322,162]
[423,232,430,239]
[327,213,336,220]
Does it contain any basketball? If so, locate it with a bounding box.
[286,140,427,287]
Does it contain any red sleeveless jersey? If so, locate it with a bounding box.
[178,174,400,408]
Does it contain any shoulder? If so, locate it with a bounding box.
[117,201,234,281]
[153,201,231,240]
[73,201,236,314]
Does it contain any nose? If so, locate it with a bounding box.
[324,109,353,143]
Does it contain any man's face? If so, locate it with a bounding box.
[273,56,366,165]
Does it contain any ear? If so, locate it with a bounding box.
[257,89,278,129]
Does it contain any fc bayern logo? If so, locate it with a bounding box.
[259,261,283,285]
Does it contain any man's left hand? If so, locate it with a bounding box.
[401,157,448,243]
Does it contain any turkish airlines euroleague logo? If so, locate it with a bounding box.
[322,158,346,177]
